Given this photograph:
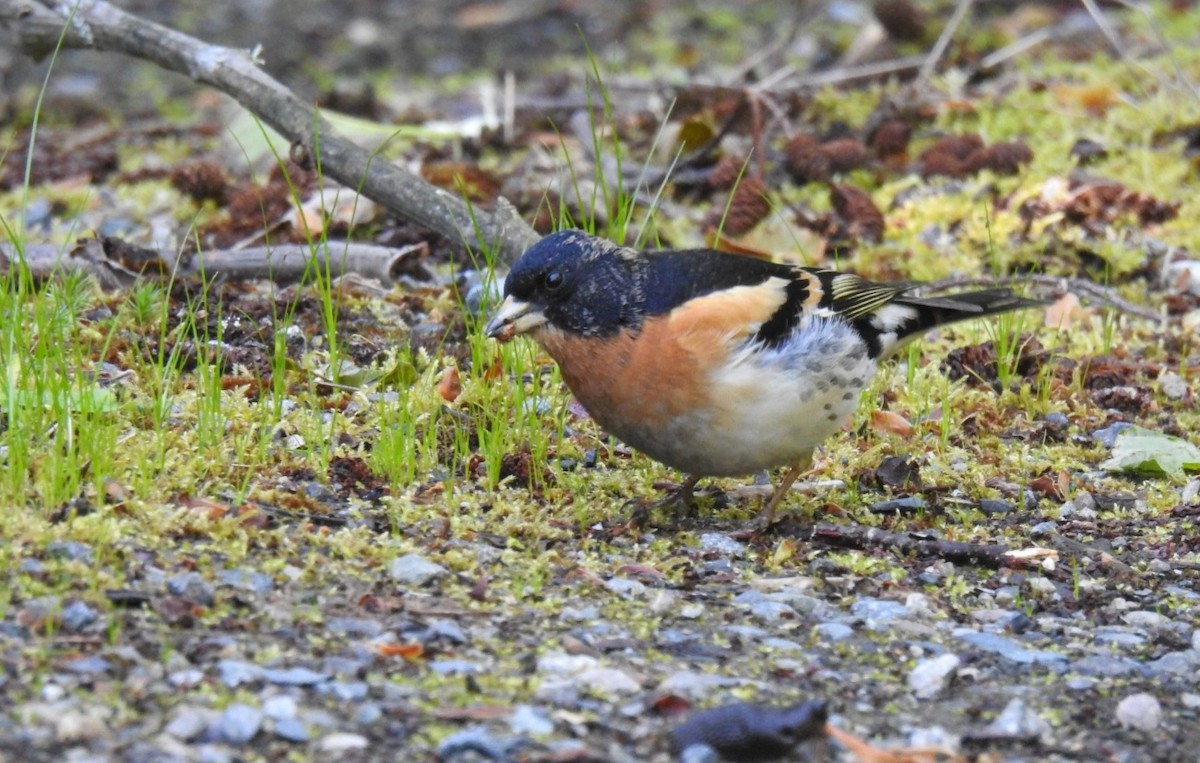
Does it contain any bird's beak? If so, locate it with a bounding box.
[484,296,546,342]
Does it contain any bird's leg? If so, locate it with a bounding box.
[652,474,699,512]
[755,453,813,527]
[627,474,701,529]
[675,474,700,508]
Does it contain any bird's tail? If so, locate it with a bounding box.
[802,268,1044,358]
[884,288,1044,357]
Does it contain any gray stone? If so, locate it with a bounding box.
[217,660,264,687]
[1158,371,1189,400]
[324,681,368,701]
[55,708,108,742]
[1093,628,1146,648]
[60,600,100,632]
[604,578,646,598]
[65,656,112,675]
[656,670,738,699]
[197,746,233,763]
[355,703,383,725]
[814,622,854,642]
[744,599,797,622]
[1121,610,1166,628]
[954,629,1067,665]
[509,704,554,736]
[317,732,369,752]
[852,598,912,622]
[537,653,597,677]
[273,717,310,742]
[908,654,961,699]
[985,699,1050,739]
[262,695,298,720]
[166,572,214,605]
[218,569,273,595]
[388,554,448,585]
[264,666,328,686]
[698,533,744,556]
[165,707,215,741]
[1146,650,1200,676]
[216,703,263,745]
[168,669,205,688]
[47,541,93,564]
[1115,693,1162,731]
[571,667,640,698]
[326,617,384,637]
[429,660,481,675]
[1071,654,1142,676]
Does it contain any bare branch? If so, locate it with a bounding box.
[0,0,539,265]
[1,238,430,287]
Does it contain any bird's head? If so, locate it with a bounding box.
[484,230,643,341]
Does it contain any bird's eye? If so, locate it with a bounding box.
[543,270,564,290]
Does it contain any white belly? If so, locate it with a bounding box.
[609,317,877,476]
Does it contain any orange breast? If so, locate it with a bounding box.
[536,319,714,431]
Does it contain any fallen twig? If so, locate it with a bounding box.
[0,238,429,287]
[794,521,1019,569]
[0,0,539,265]
[915,0,976,88]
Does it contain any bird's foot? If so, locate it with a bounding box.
[743,458,813,531]
[622,475,700,529]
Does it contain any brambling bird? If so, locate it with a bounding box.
[485,230,1041,525]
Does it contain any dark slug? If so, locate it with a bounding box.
[669,701,829,762]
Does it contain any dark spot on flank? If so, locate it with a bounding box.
[843,392,854,400]
[823,403,832,410]
[828,413,838,421]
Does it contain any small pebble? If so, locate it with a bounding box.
[60,600,101,632]
[1115,693,1162,731]
[317,732,369,752]
[509,704,554,736]
[388,554,448,585]
[698,533,744,556]
[217,660,264,687]
[216,703,263,745]
[604,578,646,598]
[908,654,960,699]
[273,717,310,743]
[262,695,298,721]
[814,622,853,642]
[985,699,1050,739]
[978,498,1013,515]
[264,666,328,686]
[1158,371,1188,400]
[355,703,383,726]
[46,541,94,564]
[852,598,911,622]
[1092,422,1132,448]
[218,569,273,595]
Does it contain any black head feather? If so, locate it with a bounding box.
[503,230,801,337]
[502,230,646,337]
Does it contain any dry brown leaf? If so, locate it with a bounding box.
[437,366,462,402]
[375,642,424,660]
[869,409,914,438]
[1052,83,1122,115]
[1045,292,1086,329]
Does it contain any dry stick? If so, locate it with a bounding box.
[0,239,427,287]
[0,0,540,265]
[794,520,1019,569]
[914,0,976,88]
